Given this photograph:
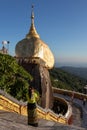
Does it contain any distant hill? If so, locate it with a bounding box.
[0,52,86,98]
[49,67,87,93]
[60,66,87,80]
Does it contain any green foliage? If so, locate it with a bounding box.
[0,53,32,101]
[0,53,86,101]
[49,67,86,92]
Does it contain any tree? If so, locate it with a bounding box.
[0,53,32,101]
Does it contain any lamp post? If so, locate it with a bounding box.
[7,41,10,54]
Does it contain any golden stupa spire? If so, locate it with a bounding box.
[26,5,40,38]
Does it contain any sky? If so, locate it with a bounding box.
[0,0,87,67]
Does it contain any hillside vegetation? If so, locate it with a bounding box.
[0,53,86,100]
[50,68,87,93]
[60,66,87,80]
[0,53,32,101]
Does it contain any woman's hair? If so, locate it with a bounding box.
[29,87,34,99]
[29,87,32,99]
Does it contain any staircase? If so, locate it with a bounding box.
[0,88,87,129]
[0,89,71,124]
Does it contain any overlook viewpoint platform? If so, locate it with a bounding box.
[53,88,87,129]
[0,88,87,130]
[0,110,86,130]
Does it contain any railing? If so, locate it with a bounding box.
[53,87,87,100]
[53,95,72,124]
[0,95,20,114]
[0,88,74,125]
[52,87,87,124]
[0,94,67,124]
[37,105,67,124]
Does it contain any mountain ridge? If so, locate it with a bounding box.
[60,66,87,80]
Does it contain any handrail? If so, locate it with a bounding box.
[0,88,73,124]
[53,87,87,100]
[53,95,72,124]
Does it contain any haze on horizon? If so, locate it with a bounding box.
[0,0,87,68]
[55,56,87,67]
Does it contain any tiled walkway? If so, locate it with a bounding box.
[0,89,87,129]
[0,110,86,130]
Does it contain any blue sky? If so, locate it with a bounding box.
[0,0,87,67]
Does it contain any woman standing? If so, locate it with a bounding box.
[27,87,39,127]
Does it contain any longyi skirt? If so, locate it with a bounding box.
[27,103,38,126]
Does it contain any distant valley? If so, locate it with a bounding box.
[50,67,87,93]
[60,66,87,80]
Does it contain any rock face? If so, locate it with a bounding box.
[39,66,53,108]
[15,8,54,109]
[18,62,53,109]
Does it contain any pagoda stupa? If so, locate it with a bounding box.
[15,6,54,109]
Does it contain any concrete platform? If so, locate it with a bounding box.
[0,110,86,130]
[54,93,87,128]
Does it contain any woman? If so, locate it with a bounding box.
[27,87,39,127]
